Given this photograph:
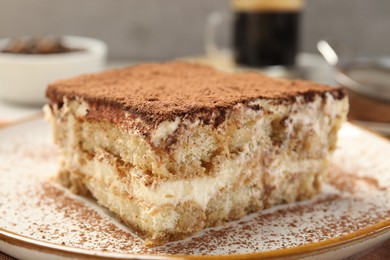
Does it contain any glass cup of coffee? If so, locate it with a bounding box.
[205,0,304,77]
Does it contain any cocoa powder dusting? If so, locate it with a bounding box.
[46,62,346,126]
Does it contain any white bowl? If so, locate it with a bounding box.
[0,36,107,106]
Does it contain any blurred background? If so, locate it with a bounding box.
[1,0,389,60]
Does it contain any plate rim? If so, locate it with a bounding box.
[1,210,390,259]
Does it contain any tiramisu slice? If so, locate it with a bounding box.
[45,62,348,245]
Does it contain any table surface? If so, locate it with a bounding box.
[0,57,389,260]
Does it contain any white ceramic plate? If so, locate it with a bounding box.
[354,120,390,136]
[0,119,390,260]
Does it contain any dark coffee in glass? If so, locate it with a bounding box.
[233,0,303,68]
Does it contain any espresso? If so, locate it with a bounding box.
[233,10,300,67]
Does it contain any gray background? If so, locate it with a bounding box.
[0,0,389,60]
